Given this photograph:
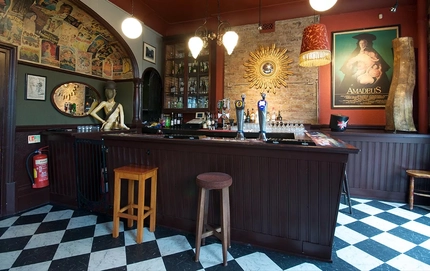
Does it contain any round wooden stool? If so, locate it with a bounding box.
[112,165,158,244]
[195,172,232,266]
[406,169,430,210]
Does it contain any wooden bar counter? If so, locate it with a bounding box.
[102,132,359,261]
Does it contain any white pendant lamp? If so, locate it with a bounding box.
[121,0,142,39]
[188,36,204,59]
[121,17,142,39]
[222,30,239,55]
[309,0,338,12]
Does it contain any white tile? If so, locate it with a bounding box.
[43,210,73,222]
[371,232,416,253]
[401,221,430,237]
[351,198,372,204]
[353,204,384,215]
[8,261,51,271]
[156,235,192,257]
[21,205,52,216]
[387,208,422,221]
[88,247,127,271]
[193,243,234,268]
[387,253,430,271]
[127,257,166,271]
[53,237,93,260]
[0,251,21,270]
[285,262,322,270]
[336,212,357,225]
[94,221,115,237]
[334,225,367,245]
[124,227,155,245]
[67,215,97,230]
[235,252,283,271]
[0,223,40,239]
[420,239,430,250]
[25,230,65,249]
[336,245,383,271]
[359,216,398,231]
[0,216,19,228]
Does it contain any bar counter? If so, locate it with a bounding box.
[102,132,359,261]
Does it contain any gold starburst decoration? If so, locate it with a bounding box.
[244,44,293,94]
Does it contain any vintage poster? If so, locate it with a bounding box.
[332,26,399,108]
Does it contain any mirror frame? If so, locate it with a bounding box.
[244,44,293,93]
[51,81,101,118]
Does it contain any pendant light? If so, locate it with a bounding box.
[309,0,338,12]
[299,23,331,67]
[121,0,142,39]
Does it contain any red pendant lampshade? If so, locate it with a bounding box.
[299,23,331,67]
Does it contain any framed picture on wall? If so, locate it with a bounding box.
[143,43,156,63]
[25,74,47,101]
[331,25,399,108]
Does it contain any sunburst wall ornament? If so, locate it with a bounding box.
[244,44,293,94]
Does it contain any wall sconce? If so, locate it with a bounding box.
[299,23,331,67]
[309,0,338,12]
[121,0,142,39]
[390,0,398,12]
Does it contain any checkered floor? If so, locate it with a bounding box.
[0,198,429,271]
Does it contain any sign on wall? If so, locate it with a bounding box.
[332,25,399,108]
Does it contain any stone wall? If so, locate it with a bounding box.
[224,16,318,124]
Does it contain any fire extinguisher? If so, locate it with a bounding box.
[26,146,49,189]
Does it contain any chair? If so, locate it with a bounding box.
[406,170,430,210]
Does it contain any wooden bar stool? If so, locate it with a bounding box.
[112,165,158,244]
[406,169,430,210]
[195,172,232,266]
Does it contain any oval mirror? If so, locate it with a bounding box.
[51,82,101,117]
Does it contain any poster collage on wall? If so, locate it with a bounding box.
[0,0,133,80]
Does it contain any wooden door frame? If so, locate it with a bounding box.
[0,42,17,217]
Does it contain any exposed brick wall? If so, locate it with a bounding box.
[224,16,319,124]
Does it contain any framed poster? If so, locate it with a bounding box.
[332,25,399,108]
[25,74,47,101]
[143,42,156,63]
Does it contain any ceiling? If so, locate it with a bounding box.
[108,0,413,36]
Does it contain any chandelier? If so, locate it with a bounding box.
[188,0,239,59]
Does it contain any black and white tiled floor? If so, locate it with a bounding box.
[0,198,429,271]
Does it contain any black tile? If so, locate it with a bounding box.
[0,236,32,253]
[205,259,244,270]
[48,254,90,271]
[0,227,6,238]
[92,232,125,252]
[354,239,400,262]
[49,205,71,213]
[414,215,430,225]
[125,240,161,264]
[12,214,46,225]
[12,244,58,267]
[370,263,402,271]
[332,236,351,251]
[36,219,70,234]
[61,225,96,242]
[365,201,398,211]
[375,212,409,225]
[162,249,203,271]
[344,221,383,238]
[103,266,127,271]
[388,227,429,245]
[221,242,257,259]
[405,246,430,265]
[347,208,371,220]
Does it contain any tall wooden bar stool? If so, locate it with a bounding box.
[112,165,158,244]
[406,170,430,210]
[195,172,232,266]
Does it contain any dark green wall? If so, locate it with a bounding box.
[16,64,134,126]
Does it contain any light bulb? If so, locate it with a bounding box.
[188,37,204,59]
[309,0,338,12]
[121,17,142,39]
[222,31,239,55]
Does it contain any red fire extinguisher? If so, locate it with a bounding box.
[26,146,49,188]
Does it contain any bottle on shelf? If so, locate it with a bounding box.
[271,108,276,122]
[177,97,183,108]
[276,110,283,121]
[245,109,251,123]
[170,83,176,94]
[171,112,176,129]
[179,79,184,94]
[250,108,255,123]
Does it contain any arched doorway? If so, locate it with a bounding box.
[141,68,162,123]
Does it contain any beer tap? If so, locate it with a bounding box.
[257,93,268,141]
[235,94,246,140]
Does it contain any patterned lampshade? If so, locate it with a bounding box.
[299,23,331,67]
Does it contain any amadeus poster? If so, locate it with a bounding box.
[332,26,399,108]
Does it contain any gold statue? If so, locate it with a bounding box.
[90,81,129,131]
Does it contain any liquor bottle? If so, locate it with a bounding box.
[170,83,176,94]
[250,108,255,123]
[177,113,182,128]
[245,109,251,123]
[171,112,176,129]
[271,108,276,122]
[276,110,283,121]
[179,80,184,94]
